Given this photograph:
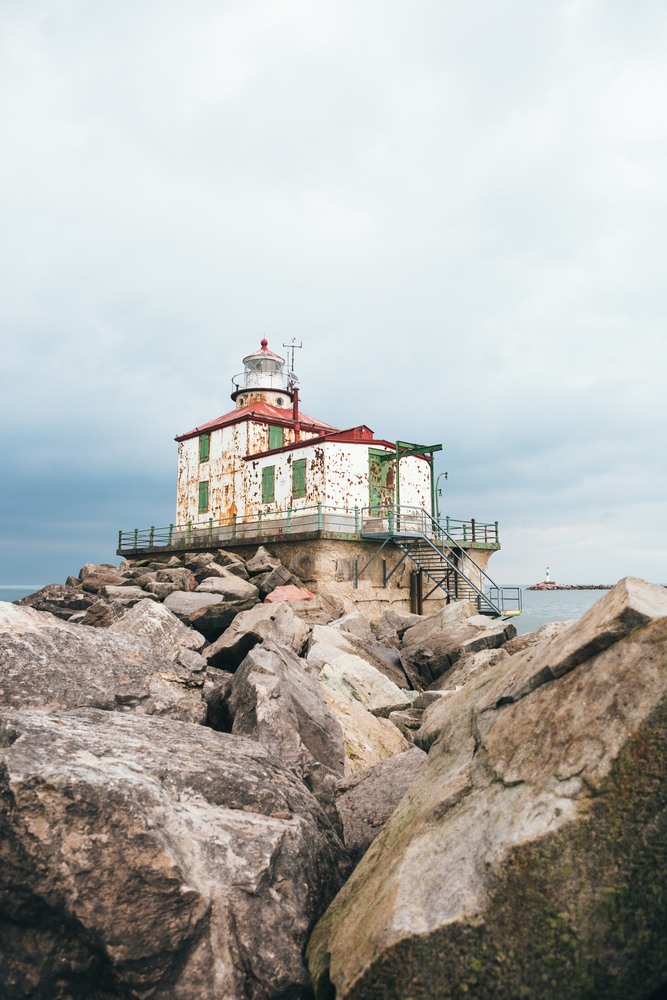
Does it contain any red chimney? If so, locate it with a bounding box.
[292,387,299,422]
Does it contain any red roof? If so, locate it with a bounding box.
[175,401,337,443]
[242,337,285,363]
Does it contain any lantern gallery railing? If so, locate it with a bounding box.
[117,505,500,555]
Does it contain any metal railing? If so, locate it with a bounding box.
[359,504,517,617]
[118,503,361,553]
[360,506,498,546]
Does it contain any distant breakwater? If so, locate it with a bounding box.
[526,583,613,591]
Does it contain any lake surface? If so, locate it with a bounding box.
[506,587,612,635]
[0,586,47,604]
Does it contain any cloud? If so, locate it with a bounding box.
[1,0,666,584]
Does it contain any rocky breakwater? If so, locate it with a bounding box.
[307,577,667,1000]
[1,544,519,998]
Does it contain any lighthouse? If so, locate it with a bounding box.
[118,339,507,617]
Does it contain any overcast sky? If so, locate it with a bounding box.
[1,0,666,586]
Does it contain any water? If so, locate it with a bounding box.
[502,588,612,636]
[0,585,46,604]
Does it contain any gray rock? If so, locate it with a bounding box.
[377,608,423,638]
[108,598,205,660]
[82,573,127,593]
[329,611,374,642]
[79,600,127,628]
[188,597,260,641]
[196,560,249,582]
[206,601,310,670]
[0,601,206,723]
[318,652,411,718]
[65,574,80,587]
[259,564,305,596]
[14,584,98,620]
[101,585,160,604]
[501,619,574,655]
[428,646,510,691]
[134,571,159,587]
[245,545,282,575]
[387,707,424,740]
[154,567,197,590]
[78,562,103,580]
[196,573,259,602]
[163,591,224,618]
[145,581,181,599]
[0,708,350,1000]
[307,580,667,1000]
[335,746,427,865]
[400,602,515,684]
[289,590,345,625]
[183,551,218,573]
[307,625,410,689]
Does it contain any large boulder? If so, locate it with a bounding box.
[188,597,260,642]
[205,601,310,670]
[400,601,515,684]
[14,584,99,621]
[318,652,410,718]
[0,708,350,1000]
[307,578,667,999]
[258,563,305,596]
[427,645,510,691]
[321,686,410,774]
[108,598,206,660]
[289,590,345,625]
[502,619,574,655]
[163,590,224,618]
[334,746,427,865]
[81,573,127,593]
[307,625,411,690]
[245,545,282,575]
[154,567,197,591]
[101,585,160,604]
[0,601,206,723]
[196,572,259,602]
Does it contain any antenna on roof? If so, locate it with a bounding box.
[282,338,302,389]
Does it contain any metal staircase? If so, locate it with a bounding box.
[357,505,521,618]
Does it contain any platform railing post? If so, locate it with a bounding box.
[133,528,138,550]
[317,502,323,530]
[354,505,359,533]
[388,506,394,534]
[187,521,192,546]
[495,521,499,544]
[168,524,173,546]
[354,558,358,589]
[149,526,155,548]
[287,507,292,533]
[118,530,122,550]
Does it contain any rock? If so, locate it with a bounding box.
[78,562,103,580]
[196,573,259,602]
[307,581,667,1000]
[206,601,310,670]
[289,590,345,625]
[335,746,427,865]
[14,584,98,620]
[321,686,410,775]
[65,574,80,587]
[387,707,423,740]
[307,625,411,690]
[183,551,218,573]
[229,639,345,777]
[378,608,423,637]
[412,689,451,709]
[500,620,578,656]
[108,598,206,660]
[0,601,206,722]
[134,571,159,587]
[329,611,374,642]
[154,567,197,590]
[79,600,127,628]
[215,548,247,568]
[202,666,234,730]
[259,564,305,596]
[145,581,181,599]
[197,560,249,582]
[101,585,160,604]
[400,602,515,684]
[483,576,667,707]
[0,708,350,1000]
[265,584,315,602]
[245,545,282,575]
[428,646,510,690]
[163,590,224,618]
[188,598,260,641]
[319,652,411,718]
[81,573,127,593]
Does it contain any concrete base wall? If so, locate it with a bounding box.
[228,538,497,625]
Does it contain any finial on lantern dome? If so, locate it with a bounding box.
[261,338,268,349]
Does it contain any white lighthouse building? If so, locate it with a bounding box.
[174,339,432,528]
[118,339,508,618]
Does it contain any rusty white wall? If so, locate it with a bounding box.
[321,443,431,513]
[176,419,321,524]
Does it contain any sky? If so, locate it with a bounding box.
[1,0,667,586]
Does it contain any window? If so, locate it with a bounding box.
[198,481,209,514]
[262,466,275,504]
[199,433,210,463]
[292,458,306,499]
[268,425,283,450]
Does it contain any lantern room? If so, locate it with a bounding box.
[232,339,294,410]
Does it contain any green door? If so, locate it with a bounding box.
[368,448,395,513]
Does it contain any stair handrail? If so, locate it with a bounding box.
[361,504,507,611]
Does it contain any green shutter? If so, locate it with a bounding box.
[292,458,306,499]
[262,466,275,504]
[198,481,209,513]
[269,425,283,451]
[199,433,210,463]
